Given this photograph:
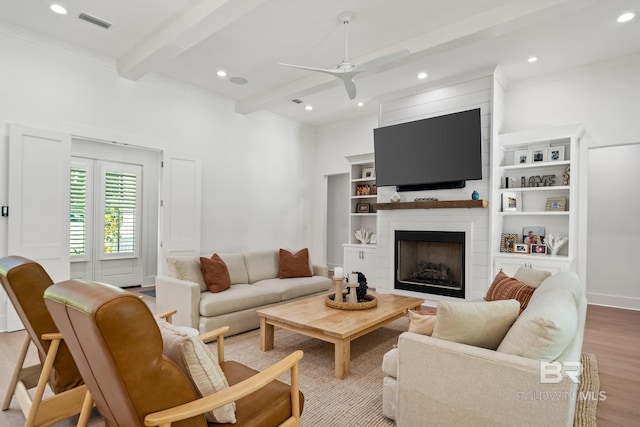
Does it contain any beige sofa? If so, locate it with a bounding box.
[156,250,332,335]
[382,271,587,426]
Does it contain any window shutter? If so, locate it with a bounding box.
[103,170,138,254]
[70,167,87,256]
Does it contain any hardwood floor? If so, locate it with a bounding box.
[0,300,638,426]
[581,304,640,425]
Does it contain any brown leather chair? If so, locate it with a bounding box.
[44,279,304,427]
[0,256,91,426]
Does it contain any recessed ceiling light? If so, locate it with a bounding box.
[305,105,313,111]
[230,77,248,85]
[617,12,635,23]
[216,70,227,77]
[50,4,67,15]
[357,101,364,107]
[417,72,428,79]
[528,56,538,63]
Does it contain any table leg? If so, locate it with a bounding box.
[260,317,274,352]
[334,338,350,379]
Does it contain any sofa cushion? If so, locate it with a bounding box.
[217,253,249,285]
[279,248,313,279]
[199,284,281,317]
[244,250,279,283]
[485,271,536,313]
[433,300,520,350]
[200,254,231,293]
[167,257,207,292]
[253,276,332,301]
[514,266,552,288]
[157,320,236,423]
[407,310,436,336]
[497,274,579,361]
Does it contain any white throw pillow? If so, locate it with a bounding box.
[432,300,520,350]
[166,257,207,292]
[407,310,436,336]
[157,321,236,423]
[497,287,578,361]
[514,266,552,288]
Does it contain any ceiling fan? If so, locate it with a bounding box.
[279,11,411,100]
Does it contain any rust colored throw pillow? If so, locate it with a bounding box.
[200,254,231,293]
[279,248,313,279]
[486,271,536,313]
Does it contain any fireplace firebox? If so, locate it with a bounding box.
[394,230,465,298]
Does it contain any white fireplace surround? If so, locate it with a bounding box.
[376,216,474,306]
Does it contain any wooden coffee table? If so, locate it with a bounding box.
[257,291,423,379]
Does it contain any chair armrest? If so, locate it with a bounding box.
[144,350,304,427]
[156,309,177,323]
[155,276,201,330]
[396,332,578,426]
[312,264,329,277]
[199,326,230,365]
[41,332,63,341]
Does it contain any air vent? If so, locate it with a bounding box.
[291,99,304,104]
[78,12,112,29]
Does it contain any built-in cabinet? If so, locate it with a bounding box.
[343,153,377,287]
[491,125,584,277]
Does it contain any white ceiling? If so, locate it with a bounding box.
[1,0,639,126]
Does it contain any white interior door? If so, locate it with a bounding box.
[70,157,145,287]
[7,124,71,331]
[158,152,201,275]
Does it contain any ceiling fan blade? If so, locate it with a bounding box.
[337,74,357,100]
[279,62,344,76]
[353,49,411,73]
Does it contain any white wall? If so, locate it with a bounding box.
[0,24,315,330]
[310,116,379,263]
[503,53,640,309]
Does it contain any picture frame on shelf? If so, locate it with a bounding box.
[361,167,375,179]
[546,146,565,162]
[514,243,529,254]
[500,233,518,253]
[501,191,521,212]
[546,197,568,211]
[370,234,377,244]
[532,146,547,163]
[531,244,547,255]
[523,226,545,245]
[355,184,371,196]
[514,149,532,165]
[356,203,370,213]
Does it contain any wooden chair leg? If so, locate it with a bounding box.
[2,333,32,411]
[24,337,61,427]
[76,391,94,427]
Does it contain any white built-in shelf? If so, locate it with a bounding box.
[491,124,583,276]
[500,186,570,192]
[499,211,570,217]
[500,160,570,171]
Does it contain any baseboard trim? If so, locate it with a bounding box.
[586,292,640,311]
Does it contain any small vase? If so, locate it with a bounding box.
[471,190,479,200]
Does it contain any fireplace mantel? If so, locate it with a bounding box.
[374,199,487,210]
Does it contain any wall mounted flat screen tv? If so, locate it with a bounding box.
[374,108,482,191]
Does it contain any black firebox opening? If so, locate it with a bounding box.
[394,230,465,298]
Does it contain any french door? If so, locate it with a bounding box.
[70,157,143,287]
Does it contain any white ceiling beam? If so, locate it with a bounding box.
[235,0,593,115]
[117,0,269,80]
